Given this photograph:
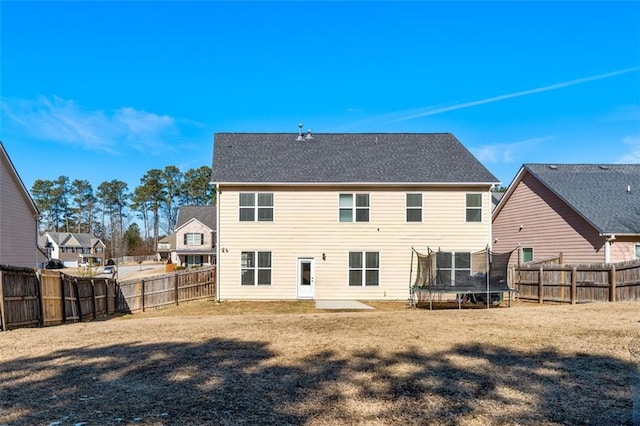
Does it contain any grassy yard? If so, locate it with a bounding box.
[0,301,638,425]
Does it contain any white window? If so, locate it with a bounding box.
[466,193,482,222]
[522,247,534,263]
[636,245,640,259]
[406,193,422,222]
[240,193,274,222]
[184,233,204,246]
[436,252,471,286]
[241,251,272,286]
[339,193,370,222]
[348,251,379,286]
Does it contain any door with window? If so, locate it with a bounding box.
[297,258,315,299]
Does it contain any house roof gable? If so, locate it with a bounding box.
[175,205,216,231]
[0,142,39,214]
[494,164,640,235]
[211,133,499,185]
[44,232,104,248]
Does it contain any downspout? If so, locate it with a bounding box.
[215,186,221,303]
[488,185,495,252]
[604,234,616,263]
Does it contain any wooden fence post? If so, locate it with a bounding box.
[73,278,82,321]
[571,266,577,305]
[174,273,179,306]
[141,279,145,312]
[0,271,5,331]
[538,266,544,304]
[60,273,66,323]
[610,264,617,302]
[90,279,97,320]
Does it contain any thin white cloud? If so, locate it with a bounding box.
[1,95,183,154]
[392,67,640,122]
[617,135,640,163]
[471,136,553,164]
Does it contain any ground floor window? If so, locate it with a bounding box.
[348,251,379,286]
[185,255,203,266]
[241,251,272,286]
[436,252,471,286]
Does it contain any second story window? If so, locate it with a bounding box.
[185,233,204,246]
[240,193,274,222]
[466,193,482,222]
[339,193,370,222]
[406,193,422,222]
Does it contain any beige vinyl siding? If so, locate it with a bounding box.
[0,151,38,268]
[217,185,493,300]
[492,173,605,265]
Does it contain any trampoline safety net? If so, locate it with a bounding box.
[411,247,516,308]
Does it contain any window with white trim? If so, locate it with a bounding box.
[239,193,274,222]
[348,251,379,286]
[522,247,533,263]
[636,244,640,260]
[339,193,370,222]
[241,251,272,286]
[466,193,482,222]
[186,255,203,266]
[436,252,471,286]
[406,193,422,222]
[184,233,204,246]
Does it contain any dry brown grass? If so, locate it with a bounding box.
[0,301,638,425]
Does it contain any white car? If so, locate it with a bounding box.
[103,266,115,274]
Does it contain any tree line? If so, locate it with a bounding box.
[31,165,215,258]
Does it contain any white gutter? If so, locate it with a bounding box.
[216,181,499,187]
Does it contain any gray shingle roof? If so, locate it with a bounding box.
[211,133,498,184]
[44,232,104,248]
[176,205,216,230]
[525,164,640,234]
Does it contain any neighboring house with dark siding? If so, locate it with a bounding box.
[492,164,640,266]
[211,132,499,301]
[0,142,40,268]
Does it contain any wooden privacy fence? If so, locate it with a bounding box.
[117,266,216,313]
[515,259,640,304]
[0,265,216,331]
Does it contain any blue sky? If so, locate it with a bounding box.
[1,1,639,193]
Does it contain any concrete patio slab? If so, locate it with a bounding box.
[315,300,374,310]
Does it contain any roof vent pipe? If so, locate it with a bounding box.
[296,123,304,141]
[305,129,313,140]
[628,185,632,194]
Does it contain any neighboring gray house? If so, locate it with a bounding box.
[493,164,640,265]
[160,205,216,267]
[41,232,106,266]
[211,132,499,301]
[0,142,41,268]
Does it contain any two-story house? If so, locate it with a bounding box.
[211,132,499,301]
[493,163,640,265]
[0,142,41,268]
[173,205,216,267]
[41,232,106,266]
